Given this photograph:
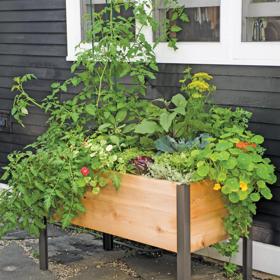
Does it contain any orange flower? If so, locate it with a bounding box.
[240,181,248,192]
[213,183,222,191]
[236,141,257,151]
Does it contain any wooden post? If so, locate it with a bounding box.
[177,184,191,280]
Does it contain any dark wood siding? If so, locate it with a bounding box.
[0,0,72,172]
[0,0,280,246]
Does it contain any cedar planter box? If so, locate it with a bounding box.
[72,174,228,253]
[39,174,253,280]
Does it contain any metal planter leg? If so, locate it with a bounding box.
[177,184,191,280]
[103,233,114,251]
[243,229,253,280]
[39,217,48,271]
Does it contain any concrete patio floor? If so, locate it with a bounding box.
[0,225,278,280]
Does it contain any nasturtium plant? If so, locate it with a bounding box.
[0,1,277,279]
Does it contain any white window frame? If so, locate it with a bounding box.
[66,0,280,66]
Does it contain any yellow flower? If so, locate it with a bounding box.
[213,183,222,191]
[187,80,210,93]
[240,181,248,192]
[193,72,213,81]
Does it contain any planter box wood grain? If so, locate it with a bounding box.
[71,174,228,253]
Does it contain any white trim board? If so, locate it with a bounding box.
[198,239,280,277]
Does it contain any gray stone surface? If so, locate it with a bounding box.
[124,253,226,280]
[3,225,64,240]
[0,244,54,280]
[0,227,276,280]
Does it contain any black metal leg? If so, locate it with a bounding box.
[39,217,48,271]
[103,233,114,251]
[243,229,253,280]
[177,184,191,280]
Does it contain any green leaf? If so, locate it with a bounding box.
[257,180,266,189]
[171,94,187,108]
[237,154,252,170]
[179,13,189,22]
[135,120,160,135]
[215,141,233,151]
[71,113,79,123]
[218,151,230,161]
[229,192,240,203]
[170,25,182,32]
[109,135,120,146]
[224,178,240,193]
[251,135,264,144]
[260,186,273,200]
[85,104,96,116]
[116,110,127,123]
[250,193,261,202]
[256,164,271,180]
[238,190,248,201]
[21,107,28,115]
[224,158,237,170]
[160,111,177,132]
[197,164,209,177]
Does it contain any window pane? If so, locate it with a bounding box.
[81,0,135,41]
[242,0,280,41]
[154,3,220,42]
[170,7,220,42]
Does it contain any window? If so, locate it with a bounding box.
[242,0,280,41]
[66,0,280,65]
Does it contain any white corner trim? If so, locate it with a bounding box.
[197,239,280,277]
[66,0,82,61]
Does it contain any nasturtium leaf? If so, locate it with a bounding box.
[229,192,240,203]
[237,154,252,170]
[225,178,240,192]
[250,193,261,202]
[217,171,227,182]
[171,94,187,108]
[135,120,160,134]
[251,135,264,144]
[224,158,237,170]
[256,164,271,180]
[197,164,210,177]
[218,151,230,161]
[215,141,233,151]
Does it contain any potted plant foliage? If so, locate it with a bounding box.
[0,0,277,278]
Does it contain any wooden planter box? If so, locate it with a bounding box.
[39,173,253,279]
[71,174,228,253]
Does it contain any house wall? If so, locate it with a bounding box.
[0,0,280,246]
